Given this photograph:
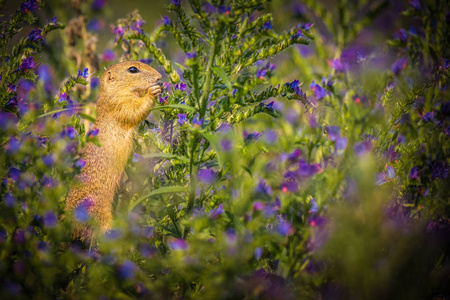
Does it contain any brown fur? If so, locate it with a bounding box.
[65,61,162,242]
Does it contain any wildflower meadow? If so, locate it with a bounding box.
[0,0,449,298]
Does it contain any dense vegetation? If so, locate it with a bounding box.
[0,0,449,298]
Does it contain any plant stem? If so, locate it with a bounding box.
[199,33,220,118]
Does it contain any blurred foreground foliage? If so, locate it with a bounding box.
[0,0,449,299]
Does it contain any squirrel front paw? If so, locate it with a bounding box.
[147,83,162,100]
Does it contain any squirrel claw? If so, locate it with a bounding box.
[148,84,162,99]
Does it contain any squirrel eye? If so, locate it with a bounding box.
[128,66,139,73]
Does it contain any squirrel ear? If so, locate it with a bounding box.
[107,71,115,83]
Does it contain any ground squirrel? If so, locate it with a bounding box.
[65,61,162,243]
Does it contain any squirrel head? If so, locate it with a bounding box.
[97,61,162,125]
[100,61,162,98]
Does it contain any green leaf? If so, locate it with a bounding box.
[174,62,187,72]
[79,112,95,123]
[150,104,196,112]
[202,132,224,168]
[240,164,253,177]
[211,66,232,91]
[160,225,182,238]
[141,152,189,163]
[391,131,399,142]
[129,186,190,211]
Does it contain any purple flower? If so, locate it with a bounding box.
[140,58,153,64]
[297,159,322,176]
[422,112,433,122]
[77,67,89,79]
[256,69,267,79]
[178,113,187,124]
[209,204,224,218]
[264,129,277,144]
[395,28,408,43]
[65,127,76,139]
[103,49,116,62]
[220,139,232,152]
[203,2,217,14]
[19,56,35,71]
[13,230,26,244]
[327,58,344,72]
[7,136,20,154]
[74,198,93,222]
[172,0,180,6]
[175,82,187,91]
[263,21,272,30]
[159,95,168,104]
[336,136,348,150]
[309,199,319,214]
[325,126,340,142]
[87,128,99,137]
[431,161,449,179]
[250,202,263,212]
[277,216,294,236]
[244,131,262,143]
[192,117,203,127]
[169,238,188,250]
[288,149,301,162]
[309,80,327,100]
[43,211,57,228]
[443,59,450,69]
[105,229,122,240]
[58,93,73,107]
[132,153,143,163]
[87,18,103,32]
[255,247,262,260]
[20,0,38,13]
[4,193,15,207]
[288,79,303,95]
[27,29,42,42]
[186,52,197,59]
[75,159,86,169]
[41,175,57,188]
[291,29,303,40]
[280,181,299,193]
[8,167,21,182]
[219,5,231,14]
[91,0,106,10]
[255,179,272,196]
[119,260,136,280]
[309,114,318,128]
[132,19,146,33]
[392,57,408,75]
[198,169,216,184]
[409,166,418,179]
[386,165,395,179]
[353,141,373,156]
[162,16,171,26]
[42,155,54,167]
[113,25,125,39]
[409,0,421,10]
[308,215,326,228]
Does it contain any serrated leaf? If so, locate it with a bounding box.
[142,152,189,163]
[211,66,232,91]
[129,186,190,211]
[150,104,196,112]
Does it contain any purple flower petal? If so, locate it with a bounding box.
[198,169,216,184]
